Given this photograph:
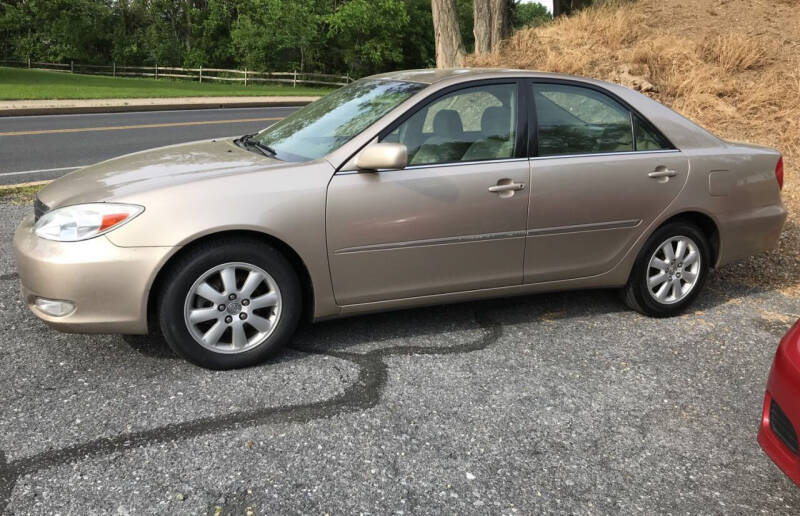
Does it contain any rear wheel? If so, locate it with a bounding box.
[622,222,710,317]
[158,239,301,369]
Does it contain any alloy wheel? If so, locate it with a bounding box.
[645,236,702,305]
[183,262,282,353]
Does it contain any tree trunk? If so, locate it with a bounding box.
[473,0,510,55]
[473,0,492,55]
[185,0,192,52]
[431,0,465,69]
[489,0,511,49]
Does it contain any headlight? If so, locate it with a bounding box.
[34,203,144,242]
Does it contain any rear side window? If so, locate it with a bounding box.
[634,115,672,151]
[533,83,634,156]
[532,83,673,156]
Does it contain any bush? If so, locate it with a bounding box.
[513,2,551,29]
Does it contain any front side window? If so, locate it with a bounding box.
[382,83,518,166]
[254,79,425,162]
[533,83,634,156]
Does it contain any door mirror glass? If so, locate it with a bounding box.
[355,143,408,170]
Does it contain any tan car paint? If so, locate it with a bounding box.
[13,223,171,333]
[524,150,690,283]
[17,69,786,334]
[327,159,530,304]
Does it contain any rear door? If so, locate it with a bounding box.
[524,81,689,283]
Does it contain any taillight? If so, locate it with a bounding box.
[776,156,784,191]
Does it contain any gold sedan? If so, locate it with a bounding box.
[14,69,787,368]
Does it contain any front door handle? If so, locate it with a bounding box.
[488,181,525,193]
[488,183,525,193]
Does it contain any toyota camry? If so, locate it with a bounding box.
[14,69,787,369]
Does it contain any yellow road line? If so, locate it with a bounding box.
[0,117,283,137]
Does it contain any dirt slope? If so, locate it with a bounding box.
[469,0,800,295]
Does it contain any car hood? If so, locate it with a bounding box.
[37,138,284,208]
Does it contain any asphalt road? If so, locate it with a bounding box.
[2,198,800,513]
[0,107,298,185]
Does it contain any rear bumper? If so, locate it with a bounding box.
[717,203,786,267]
[13,214,174,334]
[758,320,800,486]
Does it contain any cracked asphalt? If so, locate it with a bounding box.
[2,198,800,514]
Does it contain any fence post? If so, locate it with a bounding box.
[113,62,115,78]
[199,65,202,83]
[293,70,297,88]
[155,63,158,80]
[70,60,74,73]
[244,68,247,87]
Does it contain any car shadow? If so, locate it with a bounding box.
[122,271,782,362]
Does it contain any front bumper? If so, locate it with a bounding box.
[758,320,800,486]
[13,214,174,334]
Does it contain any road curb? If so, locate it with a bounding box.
[0,99,315,117]
[0,180,50,191]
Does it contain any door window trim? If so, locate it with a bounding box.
[335,156,530,175]
[529,149,681,161]
[526,78,676,158]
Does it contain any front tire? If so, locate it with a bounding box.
[158,239,301,369]
[622,222,710,317]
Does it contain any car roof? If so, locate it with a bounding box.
[364,68,593,85]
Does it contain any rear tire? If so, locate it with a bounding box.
[622,222,710,317]
[158,238,301,369]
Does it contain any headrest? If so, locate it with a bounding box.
[481,106,510,139]
[433,109,464,136]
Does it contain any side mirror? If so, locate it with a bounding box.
[355,143,408,171]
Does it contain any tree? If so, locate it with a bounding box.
[555,0,594,15]
[431,0,465,68]
[0,0,484,76]
[511,1,551,29]
[473,0,492,55]
[327,0,410,76]
[489,0,511,49]
[472,0,510,55]
[231,0,317,72]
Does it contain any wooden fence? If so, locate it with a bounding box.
[0,59,352,87]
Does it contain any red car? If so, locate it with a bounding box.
[759,319,800,486]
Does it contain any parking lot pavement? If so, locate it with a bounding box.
[2,197,800,514]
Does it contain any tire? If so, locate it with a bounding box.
[622,222,710,317]
[158,238,301,369]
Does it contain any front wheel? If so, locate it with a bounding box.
[622,222,711,317]
[158,239,301,369]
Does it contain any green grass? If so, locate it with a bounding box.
[0,183,46,204]
[0,67,332,100]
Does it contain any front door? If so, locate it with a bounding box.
[327,81,530,305]
[524,81,690,283]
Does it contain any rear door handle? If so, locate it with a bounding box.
[488,182,525,193]
[648,169,677,179]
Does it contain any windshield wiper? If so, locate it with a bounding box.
[253,141,278,157]
[236,133,278,158]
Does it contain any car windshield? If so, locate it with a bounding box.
[253,79,426,162]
